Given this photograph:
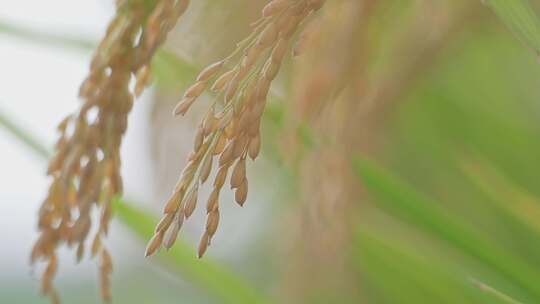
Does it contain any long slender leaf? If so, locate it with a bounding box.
[352,155,540,301]
[460,159,540,237]
[0,107,50,158]
[469,277,524,304]
[353,230,504,304]
[484,0,540,54]
[0,20,95,51]
[0,20,199,88]
[114,199,269,304]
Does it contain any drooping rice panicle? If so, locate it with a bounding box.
[147,0,326,258]
[31,0,190,302]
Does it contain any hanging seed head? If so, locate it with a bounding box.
[196,60,224,82]
[100,249,113,274]
[198,232,210,258]
[232,135,248,159]
[214,165,229,189]
[263,0,291,17]
[271,38,288,63]
[180,160,198,181]
[248,134,261,160]
[237,108,253,132]
[148,0,325,263]
[99,248,113,302]
[213,135,227,155]
[216,110,233,130]
[173,96,196,116]
[134,64,152,97]
[203,112,217,135]
[219,140,236,166]
[33,0,191,297]
[145,230,164,257]
[263,59,280,80]
[247,118,261,137]
[290,1,307,15]
[235,178,248,206]
[91,235,102,258]
[211,69,236,92]
[206,209,220,236]
[256,78,272,100]
[245,45,263,67]
[308,0,325,10]
[230,158,246,189]
[41,254,58,294]
[224,121,236,139]
[258,23,278,47]
[76,243,85,263]
[154,213,174,233]
[183,184,199,218]
[225,77,240,103]
[206,188,220,213]
[163,213,184,249]
[200,155,213,183]
[194,125,204,151]
[163,189,184,214]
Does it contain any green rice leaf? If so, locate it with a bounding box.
[352,155,540,301]
[114,199,270,304]
[484,0,540,54]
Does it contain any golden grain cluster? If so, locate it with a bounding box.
[33,0,328,302]
[32,0,189,303]
[146,0,326,259]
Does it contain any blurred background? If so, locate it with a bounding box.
[1,0,540,303]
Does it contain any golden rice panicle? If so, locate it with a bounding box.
[150,0,326,258]
[32,0,190,302]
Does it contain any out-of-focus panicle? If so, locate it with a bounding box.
[281,1,374,301]
[31,0,189,302]
[147,0,327,259]
[281,0,472,301]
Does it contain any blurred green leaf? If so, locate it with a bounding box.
[114,199,270,304]
[152,49,199,89]
[484,0,540,54]
[0,20,198,88]
[0,20,95,51]
[352,155,540,301]
[353,230,506,304]
[461,159,540,238]
[469,278,524,304]
[0,108,50,158]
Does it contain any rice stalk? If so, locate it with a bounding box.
[31,0,189,302]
